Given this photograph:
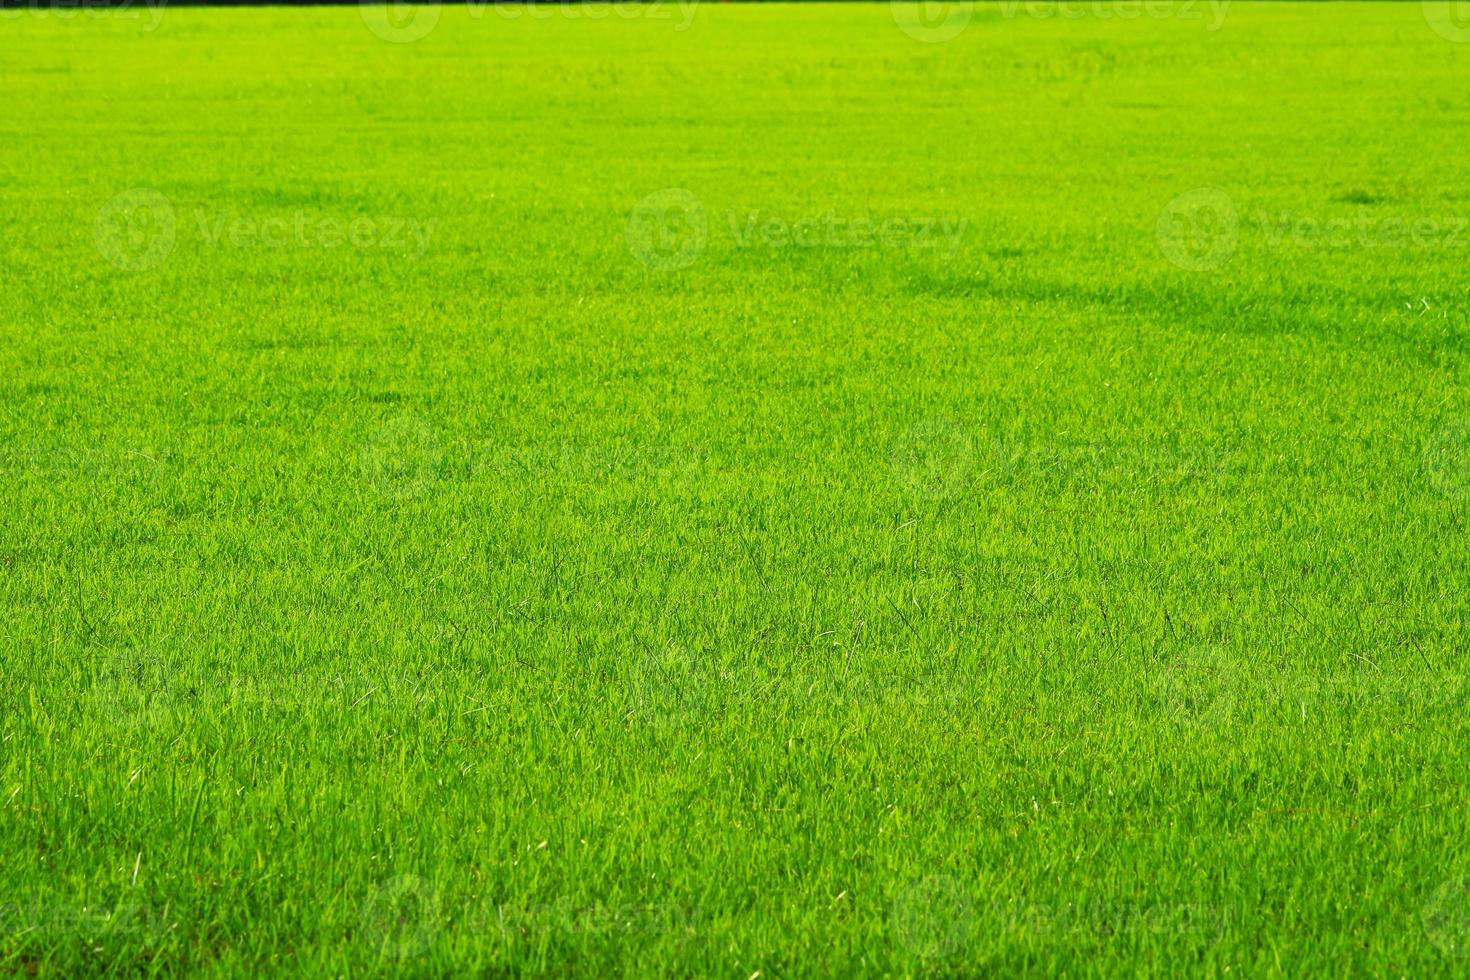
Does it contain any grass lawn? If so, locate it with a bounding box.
[3,1,1470,975]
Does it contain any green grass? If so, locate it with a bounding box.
[4,1,1470,975]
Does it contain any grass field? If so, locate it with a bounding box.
[4,1,1470,975]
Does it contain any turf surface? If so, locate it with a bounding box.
[4,1,1470,975]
